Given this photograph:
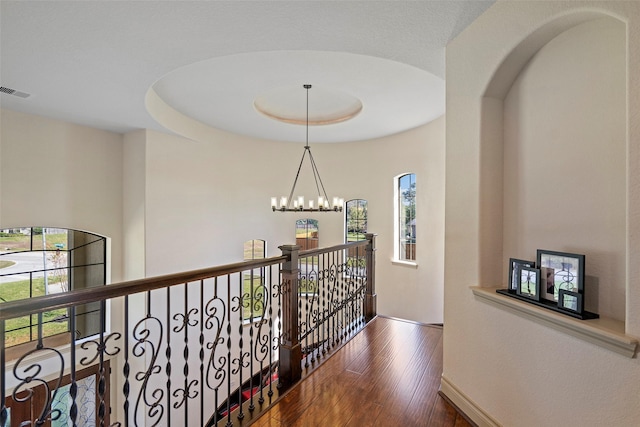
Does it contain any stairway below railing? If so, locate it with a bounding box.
[1,234,377,427]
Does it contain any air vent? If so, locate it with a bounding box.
[0,86,31,98]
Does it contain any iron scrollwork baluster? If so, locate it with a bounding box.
[272,274,284,392]
[250,277,268,408]
[132,315,164,427]
[252,276,270,405]
[204,296,226,391]
[12,347,65,426]
[165,288,172,427]
[171,379,198,409]
[204,291,227,426]
[79,332,122,366]
[172,306,199,411]
[231,281,250,421]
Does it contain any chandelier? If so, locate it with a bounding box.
[271,84,343,212]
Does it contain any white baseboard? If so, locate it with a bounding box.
[440,375,502,427]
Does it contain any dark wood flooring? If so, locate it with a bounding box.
[252,316,473,427]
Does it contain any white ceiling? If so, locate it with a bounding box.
[0,1,494,143]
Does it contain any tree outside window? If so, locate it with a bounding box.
[398,174,416,261]
[346,199,368,243]
[345,199,368,276]
[242,239,266,321]
[0,227,106,348]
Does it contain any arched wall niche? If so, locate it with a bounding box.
[477,11,627,321]
[483,10,623,99]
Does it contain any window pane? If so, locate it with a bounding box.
[345,200,368,277]
[243,239,265,261]
[242,240,267,320]
[398,174,416,261]
[31,228,68,251]
[346,199,368,242]
[295,219,319,250]
[0,228,31,252]
[0,227,106,348]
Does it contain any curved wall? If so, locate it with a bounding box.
[132,118,445,324]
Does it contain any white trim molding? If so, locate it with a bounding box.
[471,287,638,358]
[440,375,502,427]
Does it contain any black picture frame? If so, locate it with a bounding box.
[508,258,535,293]
[557,289,583,314]
[536,250,585,303]
[516,266,540,301]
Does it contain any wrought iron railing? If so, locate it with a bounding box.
[297,241,369,368]
[0,234,377,427]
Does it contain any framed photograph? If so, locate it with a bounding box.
[516,266,540,301]
[508,258,535,292]
[557,289,583,314]
[537,250,585,302]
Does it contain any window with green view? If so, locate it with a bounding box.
[345,199,368,276]
[0,227,107,348]
[242,239,266,321]
[397,174,416,261]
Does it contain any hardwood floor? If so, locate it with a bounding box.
[251,316,473,427]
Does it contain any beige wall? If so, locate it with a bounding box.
[0,109,124,283]
[445,1,640,426]
[122,130,147,280]
[134,117,445,324]
[503,18,626,319]
[1,108,446,327]
[313,117,446,323]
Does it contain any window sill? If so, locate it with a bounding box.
[391,259,418,268]
[471,286,638,358]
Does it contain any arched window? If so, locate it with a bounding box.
[295,219,319,250]
[396,173,416,261]
[242,239,266,321]
[345,199,368,243]
[0,227,107,349]
[243,239,266,261]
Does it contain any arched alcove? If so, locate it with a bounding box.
[444,3,640,425]
[478,12,627,321]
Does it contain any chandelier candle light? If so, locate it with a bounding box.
[271,84,343,212]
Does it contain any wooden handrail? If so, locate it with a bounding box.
[2,237,377,427]
[0,255,287,320]
[299,239,368,258]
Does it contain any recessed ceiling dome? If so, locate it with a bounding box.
[149,50,445,143]
[254,85,362,126]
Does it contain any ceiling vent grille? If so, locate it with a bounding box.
[0,86,31,98]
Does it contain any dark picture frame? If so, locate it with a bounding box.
[508,258,535,293]
[516,266,540,301]
[537,250,585,303]
[557,289,583,314]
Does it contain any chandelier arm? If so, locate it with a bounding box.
[307,148,331,202]
[286,147,309,209]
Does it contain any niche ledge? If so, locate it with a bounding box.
[471,286,638,358]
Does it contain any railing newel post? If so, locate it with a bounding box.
[278,244,302,389]
[365,233,378,322]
